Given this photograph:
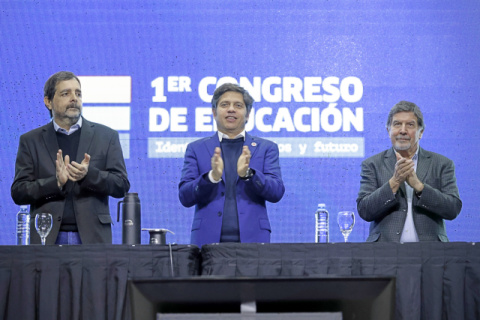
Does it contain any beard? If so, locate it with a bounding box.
[392,131,421,152]
[52,103,81,126]
[393,139,411,151]
[65,103,81,118]
[66,102,81,111]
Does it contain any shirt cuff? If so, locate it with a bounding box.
[208,170,222,183]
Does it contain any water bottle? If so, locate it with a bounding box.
[117,193,141,245]
[315,203,329,243]
[16,205,30,245]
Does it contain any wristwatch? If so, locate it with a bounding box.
[240,168,253,180]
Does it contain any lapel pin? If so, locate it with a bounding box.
[251,142,257,147]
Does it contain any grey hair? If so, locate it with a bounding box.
[386,101,425,130]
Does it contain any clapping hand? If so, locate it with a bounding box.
[210,147,223,181]
[56,150,69,188]
[67,153,90,181]
[390,152,424,193]
[389,152,414,193]
[56,150,91,188]
[237,146,251,177]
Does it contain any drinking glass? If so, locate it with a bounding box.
[35,213,53,245]
[337,211,355,242]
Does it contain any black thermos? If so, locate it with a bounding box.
[117,193,141,244]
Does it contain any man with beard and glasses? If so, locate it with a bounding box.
[11,71,130,245]
[357,101,462,242]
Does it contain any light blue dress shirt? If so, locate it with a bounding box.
[52,117,82,135]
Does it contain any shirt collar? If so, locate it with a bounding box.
[392,144,420,161]
[53,116,82,135]
[411,146,419,165]
[217,130,246,142]
[412,147,419,161]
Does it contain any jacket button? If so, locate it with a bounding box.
[217,212,222,217]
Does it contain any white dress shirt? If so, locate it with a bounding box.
[400,149,420,242]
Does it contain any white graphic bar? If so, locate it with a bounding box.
[148,137,364,158]
[82,107,131,131]
[78,76,131,103]
[271,137,364,158]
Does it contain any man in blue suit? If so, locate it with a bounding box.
[179,83,285,247]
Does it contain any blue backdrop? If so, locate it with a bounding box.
[1,0,478,244]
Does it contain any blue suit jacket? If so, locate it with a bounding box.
[179,133,285,247]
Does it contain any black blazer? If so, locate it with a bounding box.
[11,117,130,244]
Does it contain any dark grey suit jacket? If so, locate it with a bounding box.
[357,147,462,242]
[11,117,130,244]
